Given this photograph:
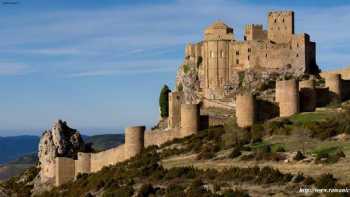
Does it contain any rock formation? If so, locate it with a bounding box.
[37,120,85,184]
[175,57,201,104]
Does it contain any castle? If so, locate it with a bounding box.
[183,11,319,99]
[43,11,350,188]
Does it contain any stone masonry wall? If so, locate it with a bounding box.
[55,157,75,186]
[144,128,181,147]
[90,144,125,173]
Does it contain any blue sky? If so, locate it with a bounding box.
[1,0,350,136]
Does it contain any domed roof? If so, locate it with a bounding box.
[207,20,231,30]
[204,20,234,41]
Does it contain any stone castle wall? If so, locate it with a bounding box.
[168,91,184,128]
[144,128,181,147]
[90,144,126,172]
[234,75,350,129]
[325,73,342,101]
[299,79,316,112]
[55,104,200,186]
[75,153,91,176]
[55,157,75,186]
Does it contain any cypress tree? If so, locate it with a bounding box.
[159,85,171,118]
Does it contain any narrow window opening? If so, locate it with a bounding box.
[236,59,239,64]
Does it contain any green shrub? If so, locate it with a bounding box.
[229,147,242,158]
[336,150,346,158]
[293,151,305,161]
[183,64,190,74]
[103,186,134,197]
[165,184,186,197]
[186,179,211,197]
[315,174,337,189]
[197,143,219,160]
[292,173,305,183]
[251,124,264,143]
[222,189,250,197]
[137,183,156,197]
[177,83,183,92]
[274,146,286,152]
[159,85,171,118]
[164,167,197,180]
[303,176,315,185]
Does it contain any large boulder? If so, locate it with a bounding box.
[37,120,85,184]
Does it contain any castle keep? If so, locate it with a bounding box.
[183,11,318,99]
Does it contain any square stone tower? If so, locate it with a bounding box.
[268,11,294,43]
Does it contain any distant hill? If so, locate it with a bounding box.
[0,153,37,181]
[84,134,124,152]
[0,136,39,164]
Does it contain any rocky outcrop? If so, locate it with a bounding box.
[37,120,85,184]
[175,57,201,104]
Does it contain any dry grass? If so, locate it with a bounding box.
[162,134,350,184]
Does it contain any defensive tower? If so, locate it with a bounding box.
[235,93,256,128]
[276,79,299,117]
[180,104,199,137]
[325,73,342,101]
[125,126,145,158]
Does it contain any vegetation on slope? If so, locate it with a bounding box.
[4,105,350,196]
[37,110,350,196]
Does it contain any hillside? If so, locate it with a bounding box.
[3,103,350,196]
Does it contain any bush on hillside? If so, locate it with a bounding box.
[293,151,305,161]
[315,174,337,189]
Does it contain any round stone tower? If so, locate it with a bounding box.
[235,93,255,128]
[299,79,316,112]
[276,79,299,117]
[75,152,91,176]
[125,126,145,158]
[180,104,199,137]
[325,73,342,101]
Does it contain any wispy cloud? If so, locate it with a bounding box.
[0,62,31,75]
[1,0,350,76]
